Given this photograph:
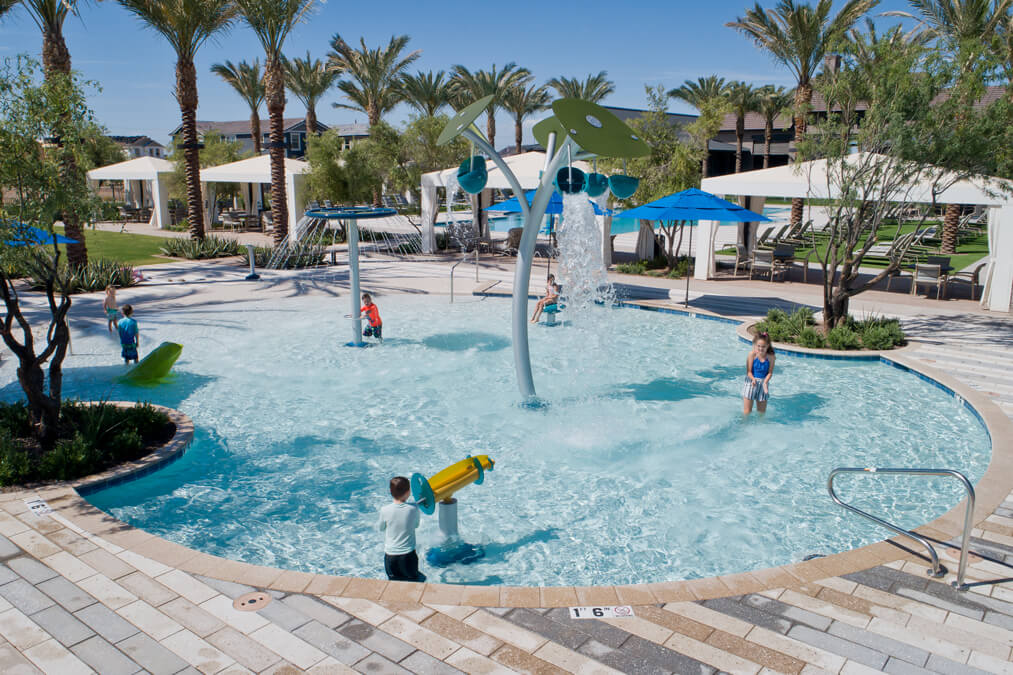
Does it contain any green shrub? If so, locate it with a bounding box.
[786,307,815,334]
[29,259,138,294]
[861,325,895,350]
[882,321,906,347]
[827,324,860,350]
[241,244,326,269]
[615,261,647,275]
[665,257,693,279]
[0,432,31,485]
[797,326,825,349]
[160,236,242,259]
[0,401,32,438]
[38,434,97,481]
[766,308,788,323]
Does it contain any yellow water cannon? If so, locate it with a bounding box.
[411,455,494,515]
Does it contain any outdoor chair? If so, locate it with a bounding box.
[755,225,776,248]
[949,260,989,300]
[749,249,786,282]
[733,244,751,276]
[498,227,523,256]
[910,263,947,299]
[757,225,789,249]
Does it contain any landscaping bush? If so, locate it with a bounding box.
[797,326,826,349]
[29,259,138,294]
[861,325,895,350]
[160,236,242,259]
[615,261,647,275]
[0,401,175,486]
[241,244,326,269]
[827,324,861,350]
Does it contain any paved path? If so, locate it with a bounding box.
[1,257,1012,673]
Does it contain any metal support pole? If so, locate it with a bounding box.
[245,243,260,281]
[436,499,459,543]
[347,219,364,346]
[475,247,479,282]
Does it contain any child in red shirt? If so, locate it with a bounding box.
[359,293,382,342]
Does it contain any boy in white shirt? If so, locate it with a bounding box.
[377,476,425,581]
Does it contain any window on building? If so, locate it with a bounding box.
[292,134,301,151]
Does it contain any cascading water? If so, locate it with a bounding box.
[557,193,614,314]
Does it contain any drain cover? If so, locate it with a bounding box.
[233,592,272,612]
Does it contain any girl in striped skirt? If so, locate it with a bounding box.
[742,332,775,415]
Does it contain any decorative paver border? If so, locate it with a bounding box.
[20,305,1013,609]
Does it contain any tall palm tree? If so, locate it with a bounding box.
[449,63,531,150]
[284,52,338,137]
[502,81,551,154]
[6,0,94,264]
[546,71,616,103]
[726,82,762,172]
[1000,15,1013,94]
[400,70,450,117]
[728,0,879,221]
[211,60,265,153]
[756,85,794,168]
[669,76,730,177]
[234,0,315,245]
[327,34,421,126]
[885,0,1013,253]
[119,0,236,241]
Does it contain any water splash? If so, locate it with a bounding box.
[557,193,614,314]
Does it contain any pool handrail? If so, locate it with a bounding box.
[827,467,975,590]
[449,249,478,303]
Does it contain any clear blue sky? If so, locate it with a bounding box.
[0,0,913,148]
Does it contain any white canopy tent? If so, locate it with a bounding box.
[700,154,1013,313]
[199,155,308,234]
[87,156,175,228]
[420,151,592,254]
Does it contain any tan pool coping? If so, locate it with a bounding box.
[7,314,1010,609]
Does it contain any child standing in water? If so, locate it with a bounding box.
[103,286,119,333]
[117,305,140,364]
[742,332,775,415]
[359,293,382,342]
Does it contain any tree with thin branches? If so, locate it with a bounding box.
[3,0,98,264]
[234,0,316,245]
[119,0,237,241]
[211,60,265,153]
[400,70,450,117]
[727,0,879,221]
[284,51,338,137]
[756,85,794,168]
[502,81,550,154]
[669,76,731,177]
[449,63,531,150]
[546,71,616,103]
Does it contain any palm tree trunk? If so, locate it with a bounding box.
[265,58,288,244]
[701,156,708,179]
[368,108,381,206]
[486,111,496,152]
[735,116,744,173]
[941,203,960,254]
[306,106,317,138]
[250,110,262,154]
[42,27,88,267]
[790,83,813,227]
[515,119,523,154]
[177,58,206,240]
[764,121,772,169]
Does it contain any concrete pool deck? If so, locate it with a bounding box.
[1,254,1012,673]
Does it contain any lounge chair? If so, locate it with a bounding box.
[910,263,947,299]
[948,260,989,300]
[757,225,789,249]
[497,227,523,256]
[749,249,786,282]
[733,244,751,276]
[755,225,776,248]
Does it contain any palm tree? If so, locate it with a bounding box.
[1000,15,1013,95]
[120,0,236,241]
[400,70,450,117]
[546,71,616,103]
[502,81,551,154]
[327,34,421,126]
[234,0,315,245]
[726,82,762,172]
[669,76,730,177]
[6,0,94,264]
[284,52,338,137]
[449,63,531,150]
[756,85,794,168]
[884,0,1013,253]
[211,60,265,154]
[728,0,879,221]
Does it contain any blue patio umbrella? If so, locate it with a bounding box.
[615,188,770,306]
[3,223,79,247]
[485,189,613,216]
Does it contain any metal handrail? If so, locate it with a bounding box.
[449,250,478,304]
[828,467,976,590]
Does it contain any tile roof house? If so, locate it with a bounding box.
[109,135,166,159]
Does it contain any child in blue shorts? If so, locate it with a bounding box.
[117,304,140,364]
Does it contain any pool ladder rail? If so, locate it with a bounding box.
[449,250,479,303]
[828,467,977,591]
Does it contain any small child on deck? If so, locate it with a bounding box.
[117,304,140,364]
[103,286,119,333]
[377,476,425,582]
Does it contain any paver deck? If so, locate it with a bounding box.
[1,254,1012,673]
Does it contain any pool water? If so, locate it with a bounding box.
[4,295,990,586]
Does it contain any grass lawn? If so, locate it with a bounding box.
[51,226,174,266]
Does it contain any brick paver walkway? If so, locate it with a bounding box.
[1,258,1011,673]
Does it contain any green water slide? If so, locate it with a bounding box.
[118,342,182,385]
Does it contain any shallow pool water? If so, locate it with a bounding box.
[3,294,990,586]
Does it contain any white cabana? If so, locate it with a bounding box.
[420,151,591,253]
[700,154,1013,313]
[199,155,308,234]
[87,156,175,228]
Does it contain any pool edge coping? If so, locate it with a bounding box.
[9,304,1011,608]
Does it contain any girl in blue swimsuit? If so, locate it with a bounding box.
[742,332,775,415]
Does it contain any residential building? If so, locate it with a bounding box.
[109,135,166,159]
[167,119,358,159]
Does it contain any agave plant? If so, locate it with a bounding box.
[160,236,242,259]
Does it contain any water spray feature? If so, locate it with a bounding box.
[557,193,613,314]
[439,96,648,400]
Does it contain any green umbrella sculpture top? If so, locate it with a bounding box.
[439,97,648,401]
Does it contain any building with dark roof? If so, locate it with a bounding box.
[167,119,368,159]
[109,135,166,159]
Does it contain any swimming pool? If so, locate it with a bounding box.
[6,295,989,586]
